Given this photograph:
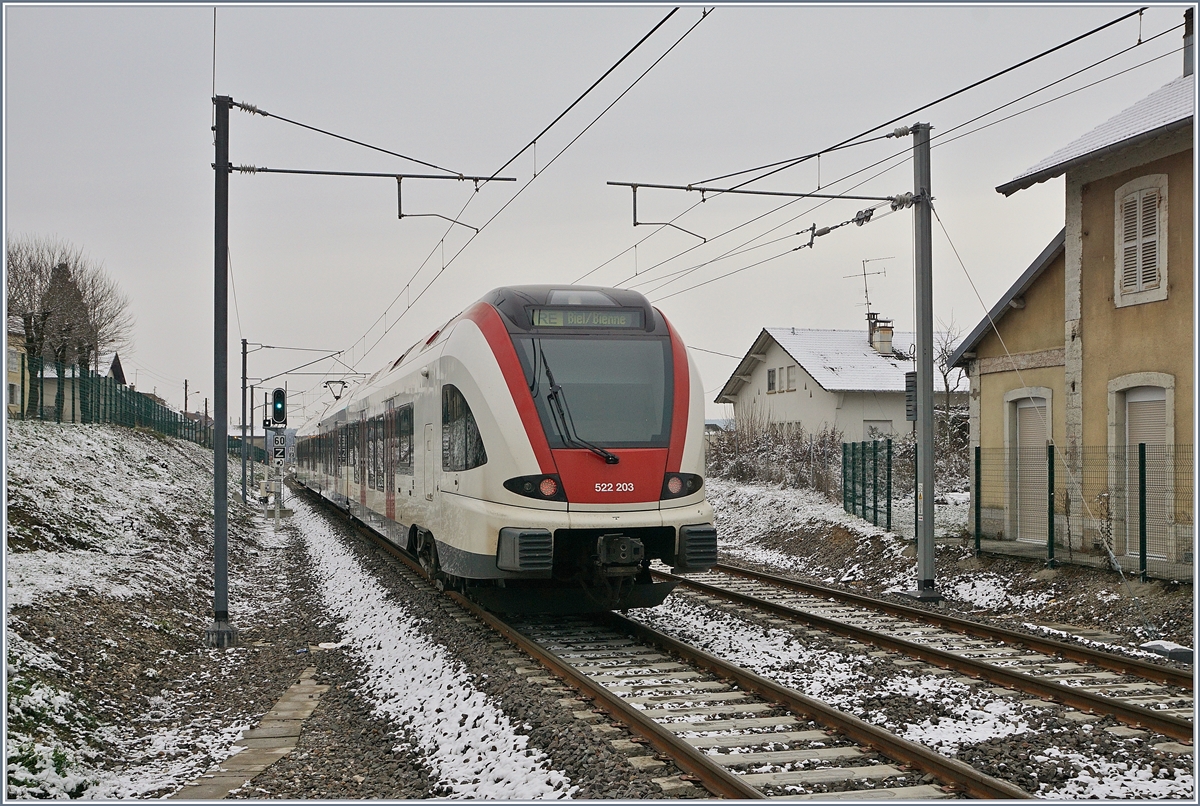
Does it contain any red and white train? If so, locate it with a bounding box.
[294,285,716,613]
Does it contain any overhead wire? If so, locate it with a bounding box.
[338,7,712,378]
[609,15,1178,302]
[236,104,462,177]
[701,6,1146,193]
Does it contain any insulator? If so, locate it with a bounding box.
[890,192,914,211]
[236,165,259,174]
[889,125,911,138]
[853,208,874,226]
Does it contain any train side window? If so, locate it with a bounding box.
[395,403,414,474]
[442,385,487,471]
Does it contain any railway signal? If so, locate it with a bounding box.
[271,388,287,426]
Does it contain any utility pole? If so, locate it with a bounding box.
[206,95,237,648]
[907,123,941,602]
[241,339,248,505]
[184,379,189,414]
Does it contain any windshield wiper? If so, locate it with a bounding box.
[541,348,619,465]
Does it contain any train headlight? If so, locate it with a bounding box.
[661,473,703,500]
[504,474,567,502]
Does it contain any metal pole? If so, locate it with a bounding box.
[206,95,237,648]
[908,123,940,601]
[1138,442,1147,582]
[842,443,849,512]
[241,339,248,505]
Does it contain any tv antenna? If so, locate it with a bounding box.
[843,256,892,316]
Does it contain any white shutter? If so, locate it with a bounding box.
[1120,188,1162,294]
[1121,195,1140,292]
[1139,190,1160,289]
[1127,398,1166,446]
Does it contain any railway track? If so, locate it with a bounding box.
[311,493,1028,799]
[650,563,1194,742]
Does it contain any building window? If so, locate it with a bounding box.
[786,365,796,391]
[1114,174,1168,307]
[8,383,16,406]
[766,368,776,393]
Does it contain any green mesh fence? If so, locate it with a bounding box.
[9,363,265,462]
[972,444,1192,581]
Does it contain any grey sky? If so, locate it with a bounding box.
[4,4,1189,423]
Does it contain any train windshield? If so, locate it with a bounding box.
[513,335,673,449]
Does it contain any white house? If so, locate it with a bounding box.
[715,314,966,440]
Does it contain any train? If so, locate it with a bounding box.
[293,285,717,613]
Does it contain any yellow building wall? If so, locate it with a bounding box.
[974,252,1066,361]
[1077,148,1194,448]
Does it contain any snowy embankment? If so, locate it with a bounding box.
[5,422,572,799]
[296,504,574,799]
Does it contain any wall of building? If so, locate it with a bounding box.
[1075,147,1194,448]
[732,340,840,429]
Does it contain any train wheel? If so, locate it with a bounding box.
[417,531,443,587]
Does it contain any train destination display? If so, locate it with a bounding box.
[530,307,644,329]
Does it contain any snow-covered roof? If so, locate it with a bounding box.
[716,326,966,403]
[998,74,1194,196]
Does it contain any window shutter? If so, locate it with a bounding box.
[1121,194,1140,292]
[1139,189,1160,289]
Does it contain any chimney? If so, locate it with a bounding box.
[1186,8,1194,77]
[868,312,894,355]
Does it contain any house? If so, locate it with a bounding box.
[6,316,30,419]
[716,313,967,441]
[952,21,1193,569]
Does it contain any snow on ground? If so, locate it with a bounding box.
[632,595,1036,751]
[293,500,575,800]
[633,595,1195,799]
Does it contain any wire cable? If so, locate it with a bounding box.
[485,6,683,183]
[594,16,1176,301]
[237,104,461,177]
[340,8,712,375]
[706,7,1146,193]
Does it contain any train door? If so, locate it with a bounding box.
[423,423,435,501]
[385,406,396,521]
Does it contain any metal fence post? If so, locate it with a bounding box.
[1047,444,1056,568]
[860,441,867,519]
[851,442,858,516]
[840,443,849,513]
[872,440,879,526]
[886,438,892,532]
[1139,442,1147,583]
[974,445,982,556]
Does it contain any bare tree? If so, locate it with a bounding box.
[934,315,966,448]
[6,233,135,417]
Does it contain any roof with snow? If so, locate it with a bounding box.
[715,326,966,404]
[997,74,1194,196]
